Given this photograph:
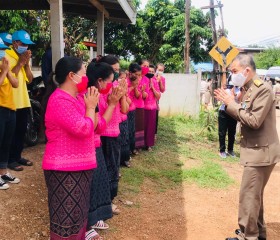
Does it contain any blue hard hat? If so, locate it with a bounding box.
[0,37,11,49]
[12,30,34,44]
[0,32,12,44]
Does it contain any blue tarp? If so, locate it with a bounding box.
[192,62,213,73]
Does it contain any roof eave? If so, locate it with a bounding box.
[117,0,136,24]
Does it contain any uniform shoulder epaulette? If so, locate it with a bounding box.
[254,79,263,87]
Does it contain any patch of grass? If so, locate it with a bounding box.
[119,113,235,195]
[120,168,144,193]
[182,160,234,188]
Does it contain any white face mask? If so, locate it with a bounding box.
[231,69,247,87]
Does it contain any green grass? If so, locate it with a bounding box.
[119,114,235,195]
[182,160,234,188]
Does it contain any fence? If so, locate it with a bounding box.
[159,71,201,117]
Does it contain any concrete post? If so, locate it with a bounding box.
[50,0,64,70]
[97,10,104,56]
[196,69,202,114]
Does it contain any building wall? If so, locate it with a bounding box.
[159,72,201,117]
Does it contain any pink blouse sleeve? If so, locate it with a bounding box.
[47,97,94,137]
[95,113,107,134]
[160,76,166,93]
[154,78,161,99]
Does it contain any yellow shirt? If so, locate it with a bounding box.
[0,77,16,110]
[5,48,31,109]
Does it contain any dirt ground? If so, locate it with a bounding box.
[1,112,280,240]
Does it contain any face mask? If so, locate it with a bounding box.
[157,70,164,76]
[130,75,137,81]
[99,82,113,94]
[146,73,154,79]
[113,72,119,81]
[0,50,5,60]
[231,70,247,87]
[141,66,149,76]
[16,45,28,54]
[73,74,89,93]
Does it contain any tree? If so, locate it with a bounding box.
[0,1,213,72]
[104,0,212,72]
[255,48,280,69]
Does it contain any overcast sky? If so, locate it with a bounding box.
[140,0,280,47]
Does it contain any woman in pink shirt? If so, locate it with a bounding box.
[134,59,149,151]
[144,64,161,151]
[127,63,142,156]
[86,61,123,239]
[42,57,99,240]
[99,55,128,214]
[155,63,166,138]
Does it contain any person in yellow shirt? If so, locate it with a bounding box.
[0,37,20,190]
[6,30,35,171]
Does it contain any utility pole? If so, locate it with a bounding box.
[201,0,225,105]
[201,1,219,76]
[217,1,225,37]
[184,0,191,73]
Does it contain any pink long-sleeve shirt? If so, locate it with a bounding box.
[133,76,149,109]
[127,78,136,111]
[99,91,121,137]
[94,113,107,147]
[43,88,96,171]
[158,76,166,93]
[144,77,161,110]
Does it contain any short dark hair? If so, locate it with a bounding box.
[86,62,114,87]
[99,55,119,65]
[233,54,256,72]
[129,62,141,73]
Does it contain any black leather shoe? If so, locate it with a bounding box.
[258,238,266,240]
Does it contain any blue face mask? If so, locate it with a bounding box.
[0,50,5,60]
[16,45,28,54]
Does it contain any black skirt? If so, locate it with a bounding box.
[127,110,136,153]
[101,136,120,200]
[119,120,130,164]
[88,147,113,228]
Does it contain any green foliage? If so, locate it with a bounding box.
[255,47,280,69]
[63,14,96,60]
[119,59,131,70]
[0,1,213,71]
[198,108,219,141]
[104,0,212,72]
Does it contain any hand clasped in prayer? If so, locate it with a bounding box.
[214,88,235,106]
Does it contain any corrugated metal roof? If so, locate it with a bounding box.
[0,0,136,23]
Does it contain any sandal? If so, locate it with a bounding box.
[8,162,24,171]
[124,161,131,168]
[92,220,109,230]
[18,158,33,166]
[112,203,121,215]
[85,229,103,240]
[132,149,139,155]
